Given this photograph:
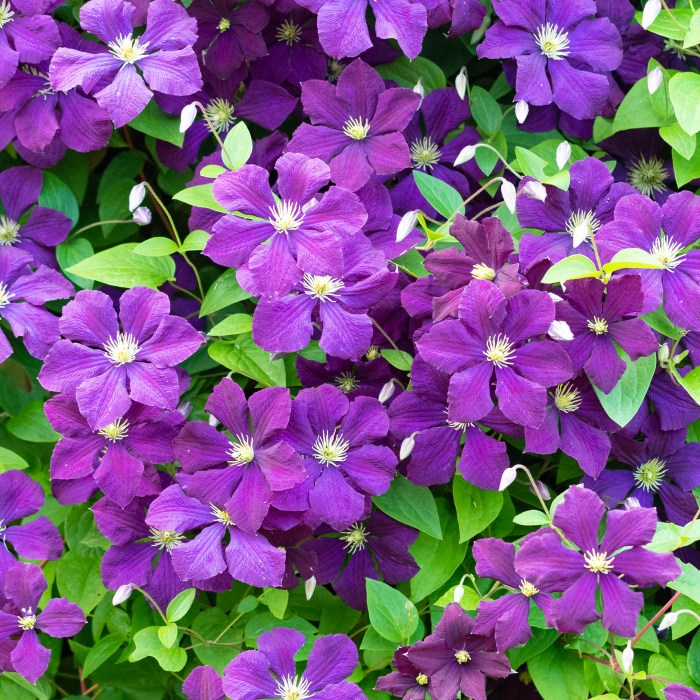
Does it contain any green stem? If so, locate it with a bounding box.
[68,220,134,241]
[370,318,412,371]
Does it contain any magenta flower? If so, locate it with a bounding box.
[38,287,204,430]
[183,666,225,700]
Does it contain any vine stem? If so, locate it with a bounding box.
[631,590,682,648]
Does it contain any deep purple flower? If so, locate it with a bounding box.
[598,191,700,330]
[38,287,204,430]
[261,525,317,589]
[664,684,700,700]
[0,562,85,684]
[406,603,510,700]
[288,60,421,191]
[516,158,635,271]
[49,0,202,127]
[252,234,396,360]
[183,665,225,700]
[173,378,306,533]
[478,0,622,120]
[206,152,367,297]
[0,247,73,363]
[417,281,573,429]
[223,627,366,700]
[375,645,435,699]
[556,275,657,394]
[516,486,680,637]
[280,384,397,530]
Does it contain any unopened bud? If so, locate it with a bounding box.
[400,433,417,461]
[378,379,396,404]
[413,77,425,98]
[625,497,641,509]
[548,320,574,341]
[132,207,151,226]
[571,222,590,248]
[499,466,519,491]
[305,576,316,601]
[648,66,663,94]
[129,182,146,211]
[453,584,465,603]
[515,100,529,124]
[454,144,477,166]
[548,292,564,303]
[177,401,192,419]
[642,0,661,29]
[208,413,220,428]
[556,141,571,170]
[180,102,198,132]
[531,480,551,501]
[501,180,517,214]
[658,612,679,631]
[621,642,634,673]
[455,67,468,99]
[113,584,133,605]
[658,343,670,365]
[397,210,419,242]
[522,180,547,202]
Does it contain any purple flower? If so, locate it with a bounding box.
[262,525,318,589]
[173,378,306,533]
[516,158,635,271]
[375,646,435,699]
[38,287,204,430]
[478,0,622,120]
[556,275,657,393]
[406,603,510,700]
[281,384,397,530]
[206,152,367,297]
[516,486,681,637]
[288,60,421,191]
[49,0,202,127]
[664,684,700,700]
[0,562,85,684]
[0,247,73,363]
[417,281,573,429]
[597,191,700,330]
[252,234,396,360]
[183,666,225,700]
[223,627,366,700]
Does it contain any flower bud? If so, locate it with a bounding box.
[531,480,551,501]
[177,401,192,419]
[113,584,133,605]
[500,180,517,214]
[658,343,670,365]
[413,77,425,98]
[305,576,317,601]
[522,180,547,202]
[648,66,663,95]
[571,221,591,248]
[129,182,146,211]
[658,611,679,631]
[499,465,519,491]
[208,413,220,428]
[396,210,419,242]
[269,352,286,362]
[378,379,396,404]
[400,433,417,461]
[642,0,661,29]
[548,320,574,341]
[621,642,634,673]
[453,584,465,603]
[515,100,529,124]
[132,207,151,226]
[548,292,564,303]
[556,141,571,170]
[180,102,198,132]
[454,144,477,166]
[625,497,641,509]
[455,67,468,99]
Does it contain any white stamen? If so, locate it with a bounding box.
[210,504,233,525]
[553,383,582,413]
[108,33,150,65]
[471,262,496,280]
[410,137,441,170]
[269,200,305,233]
[583,550,615,574]
[17,609,36,631]
[98,417,130,442]
[103,333,140,365]
[205,98,236,134]
[534,23,571,59]
[302,274,344,302]
[0,281,14,310]
[149,528,185,553]
[0,0,14,28]
[484,333,516,367]
[227,434,255,465]
[343,117,370,140]
[633,457,667,492]
[340,522,369,554]
[650,236,686,270]
[519,579,539,597]
[587,316,608,335]
[312,430,350,466]
[565,209,601,247]
[276,675,313,700]
[0,215,20,245]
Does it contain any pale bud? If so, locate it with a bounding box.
[515,100,529,124]
[270,352,286,362]
[499,466,519,491]
[571,221,591,248]
[625,497,641,509]
[400,433,417,461]
[548,320,574,341]
[548,292,564,303]
[556,141,571,170]
[396,210,419,242]
[658,343,670,365]
[454,144,477,166]
[531,480,551,501]
[132,207,151,226]
[180,102,198,133]
[642,0,661,29]
[522,180,547,202]
[500,180,517,214]
[113,584,133,605]
[129,182,146,211]
[455,67,468,100]
[413,77,425,98]
[658,611,679,631]
[621,642,634,673]
[648,66,663,94]
[208,413,220,428]
[177,401,192,420]
[378,379,396,404]
[305,576,317,601]
[453,584,465,603]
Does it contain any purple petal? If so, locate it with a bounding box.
[35,599,86,637]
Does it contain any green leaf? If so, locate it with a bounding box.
[67,243,176,289]
[541,255,598,284]
[413,171,464,219]
[7,401,60,443]
[434,585,481,611]
[677,366,700,405]
[453,478,503,543]
[179,229,210,252]
[684,9,700,47]
[129,101,184,147]
[391,249,429,278]
[56,552,105,613]
[39,171,79,225]
[209,336,286,387]
[192,608,243,670]
[661,122,697,160]
[515,147,548,180]
[636,8,692,41]
[508,628,559,669]
[475,130,506,176]
[513,510,550,527]
[0,447,28,471]
[222,121,253,170]
[208,314,253,336]
[672,144,700,187]
[470,86,502,137]
[173,184,228,213]
[688,629,700,684]
[602,247,665,274]
[612,77,668,134]
[238,595,259,614]
[158,623,178,648]
[593,350,656,426]
[670,72,700,135]
[82,634,124,677]
[166,588,196,622]
[130,626,187,671]
[374,476,442,539]
[56,238,94,289]
[643,307,684,340]
[376,56,446,92]
[200,164,226,178]
[200,269,252,316]
[528,644,587,700]
[133,237,179,257]
[380,349,413,371]
[262,588,288,620]
[366,579,419,644]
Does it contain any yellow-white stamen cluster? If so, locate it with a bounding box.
[312,430,350,466]
[276,19,302,44]
[150,528,185,553]
[553,383,582,413]
[484,333,516,368]
[534,23,570,59]
[583,550,615,574]
[340,522,368,554]
[634,457,667,492]
[0,0,15,28]
[0,281,14,310]
[103,333,140,365]
[205,98,236,133]
[343,117,370,140]
[108,34,150,65]
[302,274,345,302]
[587,316,608,335]
[275,675,313,700]
[98,417,130,442]
[0,215,20,245]
[269,200,305,233]
[651,236,686,270]
[410,137,442,170]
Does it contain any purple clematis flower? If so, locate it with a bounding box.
[516,158,635,271]
[0,247,73,363]
[664,685,700,700]
[406,603,510,700]
[417,281,573,429]
[516,486,681,637]
[478,0,623,120]
[597,191,700,329]
[38,287,204,430]
[173,378,306,534]
[206,151,367,297]
[252,234,396,360]
[0,471,63,577]
[49,0,202,127]
[223,627,366,700]
[556,275,657,394]
[0,562,86,684]
[288,60,421,191]
[375,646,436,699]
[183,666,225,700]
[280,384,397,530]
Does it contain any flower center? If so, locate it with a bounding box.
[276,675,313,700]
[149,527,185,553]
[211,504,234,525]
[217,17,230,31]
[335,371,359,393]
[21,65,53,97]
[0,215,20,245]
[103,333,140,365]
[634,457,667,492]
[587,316,608,335]
[0,281,14,310]
[328,59,344,81]
[302,273,345,302]
[484,333,515,368]
[628,155,669,197]
[269,199,305,234]
[276,19,302,44]
[471,262,496,281]
[17,611,36,631]
[340,522,369,554]
[343,117,371,141]
[205,98,235,134]
[108,33,150,65]
[534,23,570,59]
[416,673,429,686]
[651,236,686,270]
[227,434,255,465]
[0,0,14,28]
[583,550,615,574]
[98,417,130,442]
[553,383,582,413]
[519,579,539,597]
[365,345,380,360]
[410,137,442,170]
[454,650,471,664]
[312,430,350,466]
[565,209,601,243]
